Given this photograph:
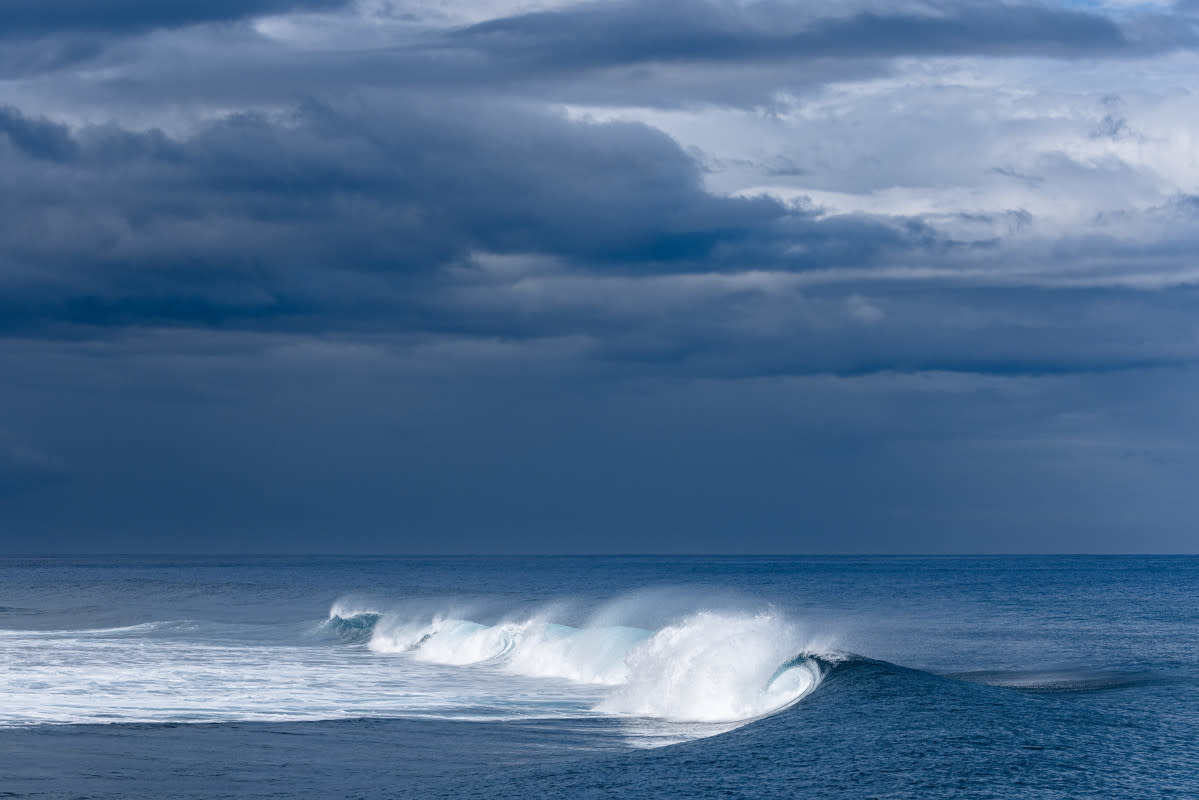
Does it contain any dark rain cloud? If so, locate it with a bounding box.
[0,100,947,336]
[0,0,353,79]
[447,0,1183,74]
[3,95,1199,380]
[3,332,1197,552]
[0,0,352,36]
[8,1,1196,106]
[0,432,64,499]
[0,107,78,161]
[2,0,1199,551]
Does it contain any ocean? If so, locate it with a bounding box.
[1,555,1195,798]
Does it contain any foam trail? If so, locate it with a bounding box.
[369,616,646,681]
[412,620,520,665]
[368,617,515,663]
[506,624,650,685]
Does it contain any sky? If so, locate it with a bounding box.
[2,0,1199,553]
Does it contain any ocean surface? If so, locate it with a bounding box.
[0,555,1195,798]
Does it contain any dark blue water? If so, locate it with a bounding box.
[1,556,1196,798]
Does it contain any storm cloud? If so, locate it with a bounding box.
[450,1,1139,69]
[0,0,352,36]
[1,0,1198,552]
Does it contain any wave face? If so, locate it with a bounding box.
[324,611,381,643]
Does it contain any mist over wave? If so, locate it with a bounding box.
[329,597,830,724]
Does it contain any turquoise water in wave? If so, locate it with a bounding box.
[1,556,1196,797]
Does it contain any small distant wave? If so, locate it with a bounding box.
[950,668,1159,693]
[323,612,382,644]
[353,604,829,724]
[0,620,190,637]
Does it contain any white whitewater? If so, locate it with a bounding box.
[0,600,827,743]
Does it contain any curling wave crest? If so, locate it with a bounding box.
[339,606,827,723]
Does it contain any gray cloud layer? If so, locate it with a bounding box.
[4,98,1196,379]
[2,0,1198,551]
[0,0,351,35]
[452,1,1139,69]
[0,100,931,335]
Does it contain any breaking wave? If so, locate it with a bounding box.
[597,612,824,722]
[330,604,828,723]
